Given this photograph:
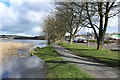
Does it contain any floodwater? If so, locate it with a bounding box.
[0,40,48,79]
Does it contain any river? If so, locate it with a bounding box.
[0,39,48,79]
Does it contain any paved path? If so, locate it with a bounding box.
[53,43,119,78]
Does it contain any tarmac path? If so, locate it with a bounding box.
[53,43,119,78]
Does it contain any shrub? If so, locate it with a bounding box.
[88,40,97,43]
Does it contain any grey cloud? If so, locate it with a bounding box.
[1,1,53,36]
[24,2,53,12]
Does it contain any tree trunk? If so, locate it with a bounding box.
[99,41,103,49]
[47,39,51,45]
[97,38,100,50]
[97,32,105,50]
[97,38,104,50]
[97,2,104,50]
[60,35,65,42]
[96,33,105,50]
[69,35,73,44]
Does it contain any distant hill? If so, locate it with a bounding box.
[0,35,46,40]
[0,35,16,38]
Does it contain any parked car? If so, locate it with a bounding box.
[73,39,78,42]
[77,39,87,43]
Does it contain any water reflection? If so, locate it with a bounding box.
[2,56,47,78]
[0,40,48,78]
[14,40,47,48]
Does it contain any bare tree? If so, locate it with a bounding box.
[43,14,67,44]
[84,1,120,49]
[43,16,55,44]
[55,2,85,44]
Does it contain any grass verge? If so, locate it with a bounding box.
[57,42,120,68]
[31,45,93,79]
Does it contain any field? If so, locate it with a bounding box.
[0,42,34,62]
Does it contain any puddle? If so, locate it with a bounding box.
[0,40,48,79]
[1,56,47,78]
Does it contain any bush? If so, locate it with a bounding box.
[57,42,63,45]
[104,40,116,43]
[88,40,97,43]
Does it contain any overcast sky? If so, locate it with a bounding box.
[0,0,119,36]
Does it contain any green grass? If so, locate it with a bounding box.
[58,42,120,68]
[31,45,94,79]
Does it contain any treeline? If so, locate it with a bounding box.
[14,36,45,40]
[43,1,119,50]
[0,35,46,40]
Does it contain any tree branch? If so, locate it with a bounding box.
[108,11,120,18]
[108,2,115,12]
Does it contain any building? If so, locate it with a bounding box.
[110,34,120,40]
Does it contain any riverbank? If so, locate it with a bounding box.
[32,45,93,79]
[0,42,34,62]
[57,42,119,68]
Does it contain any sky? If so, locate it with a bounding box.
[0,0,119,37]
[79,15,119,34]
[0,0,54,36]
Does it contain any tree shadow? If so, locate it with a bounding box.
[64,48,120,67]
[58,54,96,63]
[45,60,107,68]
[36,53,48,55]
[45,61,67,70]
[54,46,120,67]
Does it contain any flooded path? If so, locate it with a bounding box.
[0,40,48,78]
